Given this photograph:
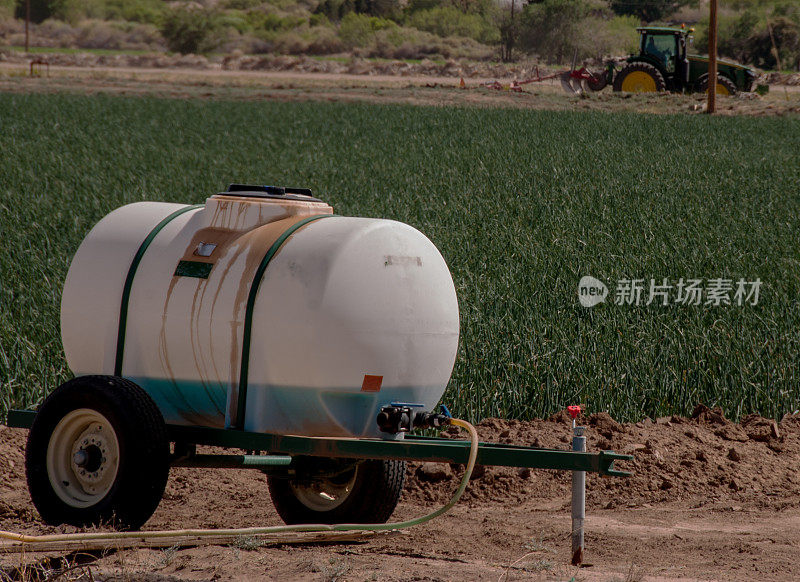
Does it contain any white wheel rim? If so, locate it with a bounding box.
[290,466,358,512]
[46,408,120,508]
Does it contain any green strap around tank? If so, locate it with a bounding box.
[234,214,333,429]
[114,204,203,376]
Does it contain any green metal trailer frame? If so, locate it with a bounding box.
[6,409,631,476]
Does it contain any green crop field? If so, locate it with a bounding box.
[1,93,799,424]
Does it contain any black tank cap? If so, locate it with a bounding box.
[219,184,323,202]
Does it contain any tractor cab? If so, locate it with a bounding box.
[636,27,691,89]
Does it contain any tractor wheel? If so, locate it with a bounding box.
[25,375,170,531]
[267,457,406,525]
[613,63,666,93]
[697,74,737,96]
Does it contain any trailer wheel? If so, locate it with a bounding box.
[613,62,666,93]
[267,457,406,524]
[26,375,169,530]
[697,74,737,96]
[586,70,609,91]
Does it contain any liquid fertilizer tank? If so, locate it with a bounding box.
[60,185,460,439]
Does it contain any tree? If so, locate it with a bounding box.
[609,0,693,23]
[756,17,799,69]
[519,0,592,64]
[697,6,800,70]
[160,6,223,55]
[14,0,58,23]
[314,0,400,20]
[496,0,519,62]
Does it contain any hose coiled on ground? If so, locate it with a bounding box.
[0,418,478,549]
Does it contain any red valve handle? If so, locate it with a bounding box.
[567,405,581,419]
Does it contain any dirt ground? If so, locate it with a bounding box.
[1,59,799,116]
[2,406,800,581]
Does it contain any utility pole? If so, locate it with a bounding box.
[25,0,30,53]
[707,0,717,113]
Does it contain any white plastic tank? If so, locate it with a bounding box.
[61,186,460,438]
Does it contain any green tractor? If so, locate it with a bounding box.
[612,26,757,95]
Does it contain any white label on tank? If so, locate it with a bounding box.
[384,255,422,267]
[194,242,217,257]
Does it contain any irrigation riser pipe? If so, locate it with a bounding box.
[571,425,587,566]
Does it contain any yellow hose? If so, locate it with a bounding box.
[0,418,479,547]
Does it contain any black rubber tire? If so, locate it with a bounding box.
[587,70,608,91]
[267,457,406,525]
[612,62,667,93]
[26,375,170,531]
[697,74,737,96]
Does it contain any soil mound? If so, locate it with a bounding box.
[403,410,800,510]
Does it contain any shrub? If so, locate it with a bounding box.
[405,0,441,14]
[407,6,498,44]
[271,29,308,53]
[697,6,800,70]
[104,0,166,26]
[220,0,265,9]
[520,0,593,63]
[219,9,250,34]
[47,0,161,25]
[74,19,162,51]
[160,6,224,54]
[609,0,692,23]
[75,20,117,49]
[338,12,395,48]
[313,0,349,22]
[267,25,344,55]
[35,18,76,47]
[743,16,800,70]
[368,26,493,60]
[589,15,639,57]
[219,31,272,54]
[305,24,343,54]
[246,8,307,34]
[519,0,631,63]
[0,0,14,20]
[314,0,399,22]
[309,13,331,27]
[56,0,105,25]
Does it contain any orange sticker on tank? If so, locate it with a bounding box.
[361,375,383,392]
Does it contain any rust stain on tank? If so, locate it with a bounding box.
[177,224,248,391]
[189,277,222,415]
[159,195,333,427]
[158,275,203,422]
[223,215,327,425]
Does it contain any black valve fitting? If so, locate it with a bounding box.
[377,406,451,434]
